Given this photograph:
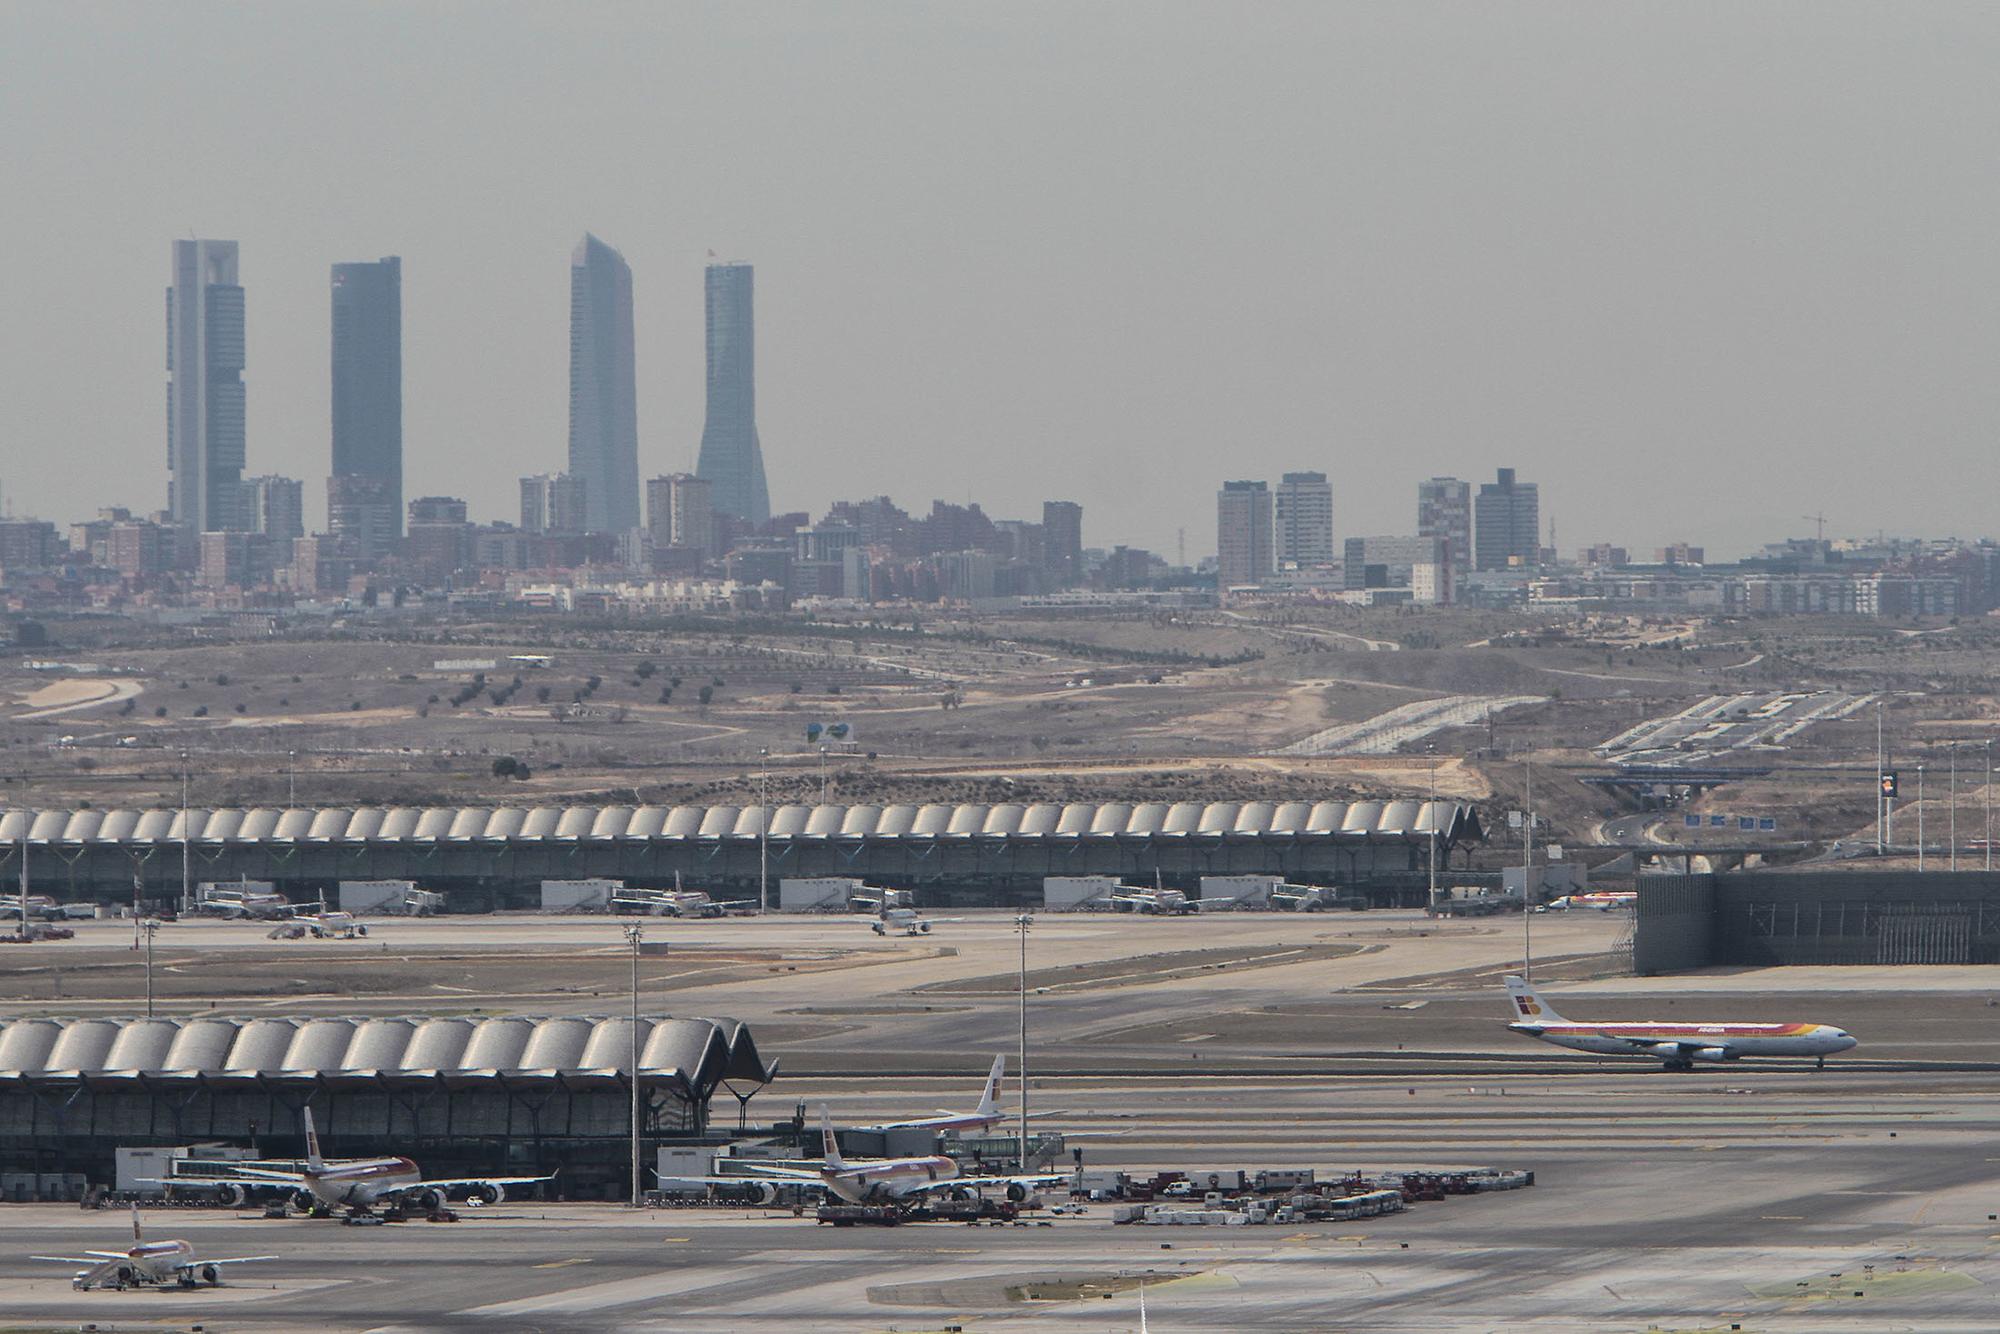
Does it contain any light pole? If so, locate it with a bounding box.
[288,750,296,808]
[1425,745,1438,915]
[179,750,191,915]
[758,748,769,914]
[142,916,160,1017]
[818,745,829,806]
[1987,740,1994,873]
[624,922,644,1207]
[1875,698,1886,854]
[1917,762,1926,872]
[1522,761,1534,982]
[1950,742,1959,873]
[1015,913,1032,1176]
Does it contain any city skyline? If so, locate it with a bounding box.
[567,234,640,535]
[694,262,770,526]
[9,6,2000,560]
[329,256,403,542]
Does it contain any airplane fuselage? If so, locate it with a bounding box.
[1510,1020,1856,1061]
[302,1156,422,1208]
[820,1154,960,1203]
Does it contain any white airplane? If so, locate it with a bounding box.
[1504,975,1858,1071]
[614,881,753,918]
[852,1056,1007,1135]
[196,885,292,920]
[267,898,367,939]
[1111,887,1195,915]
[676,1105,1063,1205]
[867,906,962,936]
[1537,891,1637,912]
[32,1204,276,1291]
[208,1108,551,1215]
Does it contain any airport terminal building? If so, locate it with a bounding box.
[0,1013,771,1199]
[0,799,1481,908]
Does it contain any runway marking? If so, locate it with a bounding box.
[461,1262,779,1316]
[533,1257,593,1269]
[1760,1215,1804,1221]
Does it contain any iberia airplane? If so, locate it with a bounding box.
[1504,975,1857,1070]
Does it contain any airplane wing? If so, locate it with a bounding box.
[658,1173,829,1195]
[903,1172,1069,1198]
[408,1174,555,1191]
[174,1255,278,1269]
[30,1252,127,1263]
[1610,1035,1733,1055]
[135,1166,305,1185]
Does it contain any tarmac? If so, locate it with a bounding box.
[6,909,2000,1329]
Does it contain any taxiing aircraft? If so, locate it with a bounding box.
[32,1204,275,1290]
[853,1055,1008,1135]
[1111,887,1195,915]
[674,1105,1064,1205]
[1504,975,1857,1070]
[209,1108,550,1215]
[267,898,367,939]
[1537,891,1637,912]
[867,906,962,936]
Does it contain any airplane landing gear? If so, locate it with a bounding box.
[1817,1055,1826,1069]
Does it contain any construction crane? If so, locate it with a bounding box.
[1802,512,1828,542]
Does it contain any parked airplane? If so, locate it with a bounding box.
[267,898,366,939]
[674,1105,1064,1204]
[1112,887,1195,915]
[867,906,962,936]
[207,1109,550,1215]
[614,876,753,918]
[853,1056,1008,1135]
[1504,975,1857,1070]
[32,1204,275,1290]
[1537,892,1637,912]
[196,885,292,920]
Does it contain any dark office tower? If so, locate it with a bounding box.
[694,262,770,525]
[1474,467,1540,571]
[568,235,640,534]
[167,240,247,532]
[1042,501,1083,581]
[330,257,403,541]
[1417,476,1472,578]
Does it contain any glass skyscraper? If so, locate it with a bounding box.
[330,256,403,542]
[568,234,640,534]
[694,262,770,525]
[167,239,246,531]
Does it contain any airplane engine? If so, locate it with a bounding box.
[1005,1182,1031,1203]
[947,1185,975,1202]
[749,1181,781,1205]
[292,1189,317,1214]
[198,1263,222,1285]
[473,1183,504,1206]
[414,1187,447,1213]
[113,1263,137,1288]
[215,1182,248,1208]
[871,923,886,935]
[1690,1046,1736,1062]
[916,921,931,934]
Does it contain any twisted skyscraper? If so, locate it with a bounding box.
[694,261,770,525]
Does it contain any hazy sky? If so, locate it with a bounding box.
[4,2,1998,561]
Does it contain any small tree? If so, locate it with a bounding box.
[698,685,714,707]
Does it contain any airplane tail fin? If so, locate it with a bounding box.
[130,1202,143,1244]
[1504,974,1566,1024]
[976,1054,1005,1116]
[302,1106,326,1172]
[818,1104,844,1171]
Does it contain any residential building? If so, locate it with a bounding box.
[693,261,771,524]
[646,473,715,556]
[1343,535,1451,602]
[0,519,59,571]
[166,239,247,531]
[327,473,396,560]
[521,472,588,534]
[330,257,402,538]
[1474,468,1540,571]
[242,475,304,546]
[1042,500,1083,581]
[1417,477,1472,577]
[1274,471,1334,566]
[567,235,639,533]
[407,495,469,526]
[1216,480,1274,595]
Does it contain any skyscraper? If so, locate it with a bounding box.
[1474,467,1540,571]
[167,239,246,532]
[1042,500,1083,582]
[568,235,639,534]
[1274,471,1334,567]
[1216,480,1274,597]
[1417,476,1472,577]
[694,261,770,525]
[330,256,403,541]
